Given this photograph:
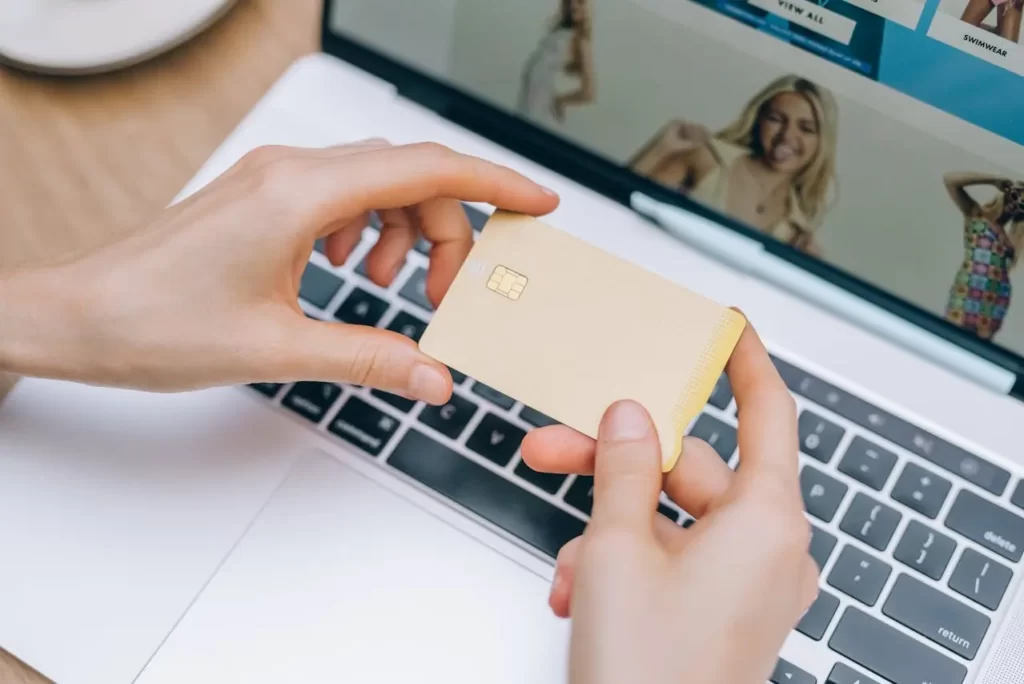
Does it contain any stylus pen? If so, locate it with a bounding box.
[629,191,1016,397]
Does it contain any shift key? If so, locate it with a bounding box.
[829,606,967,684]
[945,489,1024,562]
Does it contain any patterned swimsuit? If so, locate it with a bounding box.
[945,217,1015,340]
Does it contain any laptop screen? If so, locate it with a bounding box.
[326,0,1024,364]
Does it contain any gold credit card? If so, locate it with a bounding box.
[418,210,745,471]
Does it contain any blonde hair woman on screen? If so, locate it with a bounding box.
[943,173,1024,340]
[517,0,595,124]
[629,75,839,256]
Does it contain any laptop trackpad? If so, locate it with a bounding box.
[135,449,571,684]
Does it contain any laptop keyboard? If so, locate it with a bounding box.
[251,205,1023,684]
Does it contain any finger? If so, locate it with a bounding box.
[548,536,581,618]
[267,313,452,404]
[299,143,560,224]
[414,198,475,307]
[548,513,683,618]
[363,208,416,287]
[520,424,593,473]
[521,428,733,519]
[667,438,734,518]
[322,212,370,267]
[588,400,662,535]
[727,318,799,485]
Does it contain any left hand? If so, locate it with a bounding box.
[2,140,558,395]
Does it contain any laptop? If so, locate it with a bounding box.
[3,0,1024,682]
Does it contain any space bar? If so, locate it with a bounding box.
[387,429,586,558]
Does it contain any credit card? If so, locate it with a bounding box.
[419,210,745,471]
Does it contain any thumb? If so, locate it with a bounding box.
[273,315,452,404]
[588,400,663,535]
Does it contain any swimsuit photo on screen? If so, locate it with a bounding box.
[950,0,1023,43]
[518,0,596,125]
[943,175,1024,340]
[628,74,838,257]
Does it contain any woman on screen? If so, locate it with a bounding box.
[959,0,1021,44]
[517,0,595,124]
[629,75,838,256]
[943,173,1024,340]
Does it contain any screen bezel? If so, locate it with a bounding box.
[319,0,1024,394]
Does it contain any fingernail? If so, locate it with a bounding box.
[549,567,562,599]
[409,365,449,405]
[605,400,649,441]
[541,185,558,197]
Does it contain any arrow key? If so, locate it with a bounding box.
[515,458,567,494]
[467,412,526,466]
[825,662,879,684]
[770,658,816,684]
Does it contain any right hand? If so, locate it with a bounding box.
[521,324,818,684]
[655,119,711,155]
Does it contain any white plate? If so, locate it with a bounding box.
[0,0,237,75]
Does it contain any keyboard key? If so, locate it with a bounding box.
[657,503,678,522]
[515,459,567,494]
[688,414,737,462]
[1012,480,1024,511]
[418,394,478,440]
[681,517,695,528]
[797,589,839,641]
[249,382,282,397]
[772,356,1009,496]
[327,397,400,456]
[471,382,516,411]
[387,311,428,343]
[299,263,343,309]
[398,267,434,311]
[948,547,1013,610]
[839,493,901,551]
[800,466,848,523]
[466,413,526,467]
[798,410,844,463]
[314,238,327,255]
[282,382,342,423]
[945,489,1024,562]
[829,606,967,684]
[388,430,586,558]
[826,662,880,684]
[770,659,815,684]
[448,367,467,385]
[371,389,417,413]
[809,525,838,572]
[827,545,891,606]
[890,462,950,519]
[519,405,557,428]
[335,287,389,326]
[564,475,594,516]
[464,203,489,231]
[413,236,431,255]
[707,374,733,410]
[893,520,956,580]
[882,573,989,660]
[837,437,896,491]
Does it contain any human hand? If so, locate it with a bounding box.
[0,140,558,396]
[553,96,568,122]
[520,324,818,684]
[657,119,711,155]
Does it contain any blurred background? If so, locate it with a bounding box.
[0,1,317,680]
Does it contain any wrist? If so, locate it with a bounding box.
[0,266,93,381]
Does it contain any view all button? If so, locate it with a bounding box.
[749,0,858,44]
